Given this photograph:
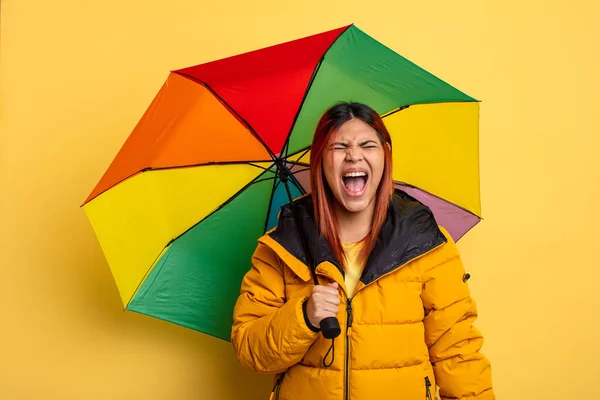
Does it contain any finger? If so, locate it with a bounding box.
[316,299,339,311]
[316,286,339,296]
[324,305,339,315]
[321,295,340,305]
[315,308,337,318]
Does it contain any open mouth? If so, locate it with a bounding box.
[342,171,368,196]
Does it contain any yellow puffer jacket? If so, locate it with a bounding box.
[231,191,494,400]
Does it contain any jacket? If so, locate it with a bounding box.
[231,190,494,400]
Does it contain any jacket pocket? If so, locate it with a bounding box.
[425,376,433,400]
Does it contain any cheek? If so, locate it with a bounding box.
[322,153,339,188]
[369,154,386,183]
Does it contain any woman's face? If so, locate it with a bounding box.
[323,118,386,215]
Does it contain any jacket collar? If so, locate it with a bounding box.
[265,189,447,285]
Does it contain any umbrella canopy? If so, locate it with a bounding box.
[82,24,481,341]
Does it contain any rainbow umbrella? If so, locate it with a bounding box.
[82,24,481,341]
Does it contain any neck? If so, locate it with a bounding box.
[334,199,376,243]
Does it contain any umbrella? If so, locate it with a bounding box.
[82,24,481,341]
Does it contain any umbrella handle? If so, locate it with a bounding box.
[309,262,341,339]
[279,177,341,340]
[320,316,341,339]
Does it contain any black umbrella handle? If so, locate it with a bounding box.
[280,176,341,340]
[320,316,341,339]
[309,257,341,339]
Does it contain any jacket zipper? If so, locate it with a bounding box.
[345,297,353,400]
[317,242,444,400]
[270,373,284,400]
[425,376,432,400]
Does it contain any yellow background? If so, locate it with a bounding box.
[2,0,599,398]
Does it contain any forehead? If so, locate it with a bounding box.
[329,118,379,142]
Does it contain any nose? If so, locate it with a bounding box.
[345,145,363,163]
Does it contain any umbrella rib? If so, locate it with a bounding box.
[126,170,276,305]
[166,170,276,242]
[126,244,170,310]
[251,176,278,185]
[286,145,311,162]
[174,71,278,161]
[287,173,306,195]
[263,174,281,233]
[381,105,410,118]
[263,164,309,233]
[380,99,480,120]
[395,181,482,218]
[285,160,310,168]
[281,26,350,158]
[146,160,273,171]
[246,162,273,171]
[281,57,324,159]
[82,160,274,206]
[291,167,310,174]
[286,147,311,165]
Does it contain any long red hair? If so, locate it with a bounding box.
[309,102,394,270]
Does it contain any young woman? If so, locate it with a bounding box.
[231,102,494,400]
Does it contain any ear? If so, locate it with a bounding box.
[385,142,392,151]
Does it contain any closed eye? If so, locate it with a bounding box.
[331,143,348,151]
[360,140,379,149]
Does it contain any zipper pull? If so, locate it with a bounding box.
[271,374,283,400]
[425,376,432,400]
[346,298,353,337]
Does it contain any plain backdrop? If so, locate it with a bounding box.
[1,0,599,398]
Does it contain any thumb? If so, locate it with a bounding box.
[327,282,339,289]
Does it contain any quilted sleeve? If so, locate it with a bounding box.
[231,242,319,374]
[421,228,495,400]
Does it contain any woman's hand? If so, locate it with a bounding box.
[306,282,340,329]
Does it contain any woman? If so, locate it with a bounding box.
[231,102,494,400]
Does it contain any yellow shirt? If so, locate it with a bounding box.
[342,241,366,297]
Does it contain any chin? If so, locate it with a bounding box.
[338,197,373,214]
